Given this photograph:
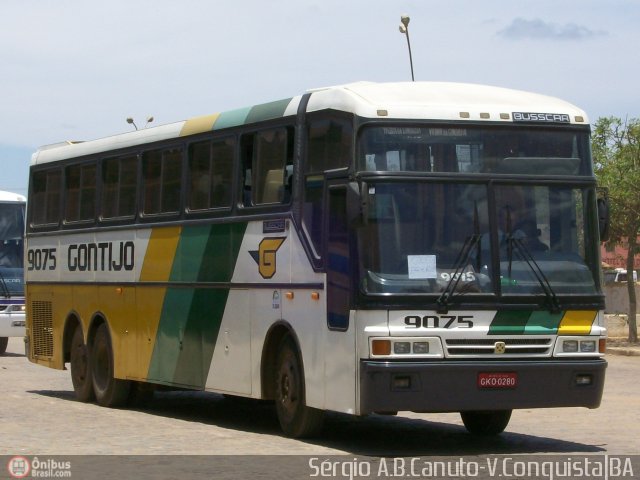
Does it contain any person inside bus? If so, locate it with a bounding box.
[494,205,548,254]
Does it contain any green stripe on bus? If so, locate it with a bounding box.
[488,310,565,335]
[524,310,563,334]
[488,310,531,335]
[245,98,293,124]
[147,222,248,387]
[212,107,252,131]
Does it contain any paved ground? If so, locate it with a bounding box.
[1,335,639,458]
[605,314,640,356]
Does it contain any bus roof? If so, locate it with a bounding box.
[0,190,26,203]
[32,81,588,166]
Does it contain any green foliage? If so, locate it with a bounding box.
[592,117,640,246]
[593,116,640,342]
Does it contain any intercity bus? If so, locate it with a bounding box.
[0,190,26,355]
[25,82,607,437]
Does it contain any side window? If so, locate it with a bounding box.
[102,155,137,219]
[241,127,293,206]
[307,116,352,172]
[142,147,183,215]
[302,115,352,257]
[31,169,62,226]
[65,163,96,223]
[187,137,234,211]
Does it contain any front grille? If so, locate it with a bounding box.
[445,337,552,357]
[31,301,53,357]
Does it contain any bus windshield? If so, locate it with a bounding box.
[0,203,25,296]
[358,125,592,176]
[359,181,598,297]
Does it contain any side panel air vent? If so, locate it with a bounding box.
[31,300,54,357]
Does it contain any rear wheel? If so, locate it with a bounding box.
[460,410,512,435]
[70,326,94,402]
[274,336,324,438]
[91,323,130,407]
[0,337,8,355]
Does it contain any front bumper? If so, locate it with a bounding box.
[360,358,606,414]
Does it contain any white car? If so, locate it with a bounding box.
[0,303,25,355]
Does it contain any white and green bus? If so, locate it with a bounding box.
[0,190,26,355]
[26,81,608,437]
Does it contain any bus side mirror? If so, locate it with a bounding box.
[596,190,610,243]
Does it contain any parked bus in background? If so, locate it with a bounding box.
[0,190,26,355]
[25,82,608,437]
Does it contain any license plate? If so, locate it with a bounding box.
[478,372,518,389]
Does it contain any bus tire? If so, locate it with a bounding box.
[91,323,130,408]
[0,337,7,355]
[460,410,512,435]
[70,326,94,402]
[274,336,324,438]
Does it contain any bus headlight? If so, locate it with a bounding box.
[580,340,596,352]
[562,340,579,353]
[370,337,443,358]
[393,342,411,354]
[556,337,603,356]
[412,342,429,354]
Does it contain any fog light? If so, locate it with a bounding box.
[393,375,411,389]
[372,339,391,356]
[394,342,411,354]
[580,340,596,352]
[575,374,593,386]
[563,340,579,353]
[12,320,25,327]
[413,342,429,354]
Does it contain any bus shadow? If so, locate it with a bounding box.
[30,388,604,455]
[1,351,26,358]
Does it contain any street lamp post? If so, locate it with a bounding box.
[126,116,154,131]
[399,14,415,81]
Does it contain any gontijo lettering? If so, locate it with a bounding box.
[68,241,135,271]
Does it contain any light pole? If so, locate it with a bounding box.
[399,14,415,81]
[126,116,154,131]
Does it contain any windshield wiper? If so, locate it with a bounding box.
[436,233,481,313]
[507,236,560,313]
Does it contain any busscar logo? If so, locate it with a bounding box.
[249,237,286,279]
[513,112,571,123]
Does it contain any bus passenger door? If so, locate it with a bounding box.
[326,186,351,331]
[324,184,357,413]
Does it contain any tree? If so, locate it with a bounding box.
[592,117,640,343]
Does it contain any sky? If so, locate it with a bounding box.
[1,0,639,196]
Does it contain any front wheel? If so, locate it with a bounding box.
[274,336,324,438]
[91,323,130,407]
[460,410,512,435]
[0,337,8,355]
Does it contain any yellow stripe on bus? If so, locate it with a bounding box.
[140,226,182,282]
[179,113,220,137]
[558,310,596,335]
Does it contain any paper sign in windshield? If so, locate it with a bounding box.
[407,255,437,279]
